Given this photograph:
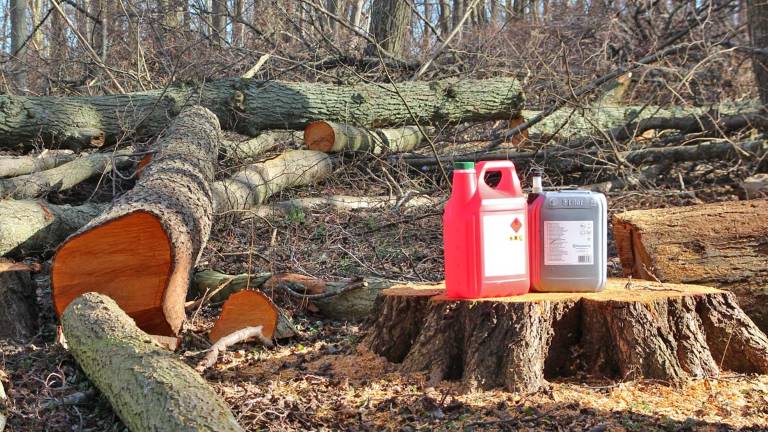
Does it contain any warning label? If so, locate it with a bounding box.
[544,221,594,266]
[482,213,526,277]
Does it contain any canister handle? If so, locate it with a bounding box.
[475,160,523,195]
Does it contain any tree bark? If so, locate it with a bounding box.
[212,150,334,214]
[248,194,437,219]
[10,0,28,92]
[747,0,768,105]
[0,151,76,178]
[0,77,522,149]
[220,130,299,162]
[613,199,768,332]
[211,0,227,43]
[0,261,38,341]
[304,121,426,154]
[0,200,107,257]
[366,0,410,56]
[363,279,768,392]
[0,149,134,199]
[51,106,221,336]
[61,292,244,432]
[188,270,272,304]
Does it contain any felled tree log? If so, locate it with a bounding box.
[363,279,768,392]
[52,106,220,336]
[209,290,296,342]
[613,200,768,331]
[524,100,763,138]
[0,260,38,341]
[304,121,426,154]
[0,150,75,178]
[188,270,272,303]
[0,77,523,149]
[62,293,244,432]
[265,273,399,321]
[0,149,134,199]
[0,200,106,257]
[212,150,333,213]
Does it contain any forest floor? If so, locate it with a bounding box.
[4,144,768,431]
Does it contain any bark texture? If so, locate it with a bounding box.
[613,200,768,331]
[212,150,333,213]
[62,293,244,432]
[220,130,299,162]
[363,279,768,392]
[0,200,107,257]
[366,0,411,56]
[0,149,134,199]
[304,121,426,154]
[0,262,37,341]
[248,195,437,219]
[52,106,221,336]
[0,77,522,149]
[189,270,272,303]
[748,0,768,105]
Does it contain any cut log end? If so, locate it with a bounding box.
[304,121,335,153]
[52,210,180,336]
[363,279,768,393]
[209,290,281,343]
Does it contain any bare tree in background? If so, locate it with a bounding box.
[212,0,227,43]
[366,0,411,56]
[748,0,768,105]
[9,0,28,92]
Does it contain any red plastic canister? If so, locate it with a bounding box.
[443,160,530,299]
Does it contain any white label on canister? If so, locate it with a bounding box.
[482,213,526,277]
[544,221,594,265]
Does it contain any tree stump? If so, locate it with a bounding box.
[612,199,768,331]
[362,279,768,393]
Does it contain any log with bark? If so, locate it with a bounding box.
[363,279,768,392]
[0,77,523,149]
[304,121,426,154]
[613,199,768,331]
[0,260,38,341]
[209,290,296,342]
[51,106,220,336]
[61,293,244,432]
[188,270,272,304]
[0,200,107,257]
[219,130,300,162]
[0,149,134,199]
[0,150,75,178]
[212,150,334,213]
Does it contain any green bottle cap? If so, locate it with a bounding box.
[453,161,475,170]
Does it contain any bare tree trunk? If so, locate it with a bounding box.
[350,0,365,28]
[10,0,28,92]
[50,0,69,61]
[366,0,410,56]
[29,0,43,50]
[212,0,227,43]
[88,0,107,81]
[748,0,768,105]
[232,0,245,46]
[438,0,451,33]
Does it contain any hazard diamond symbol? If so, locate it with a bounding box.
[511,217,522,233]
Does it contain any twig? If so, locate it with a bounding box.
[241,54,271,79]
[412,0,482,80]
[196,326,272,371]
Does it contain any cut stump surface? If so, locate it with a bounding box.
[362,279,768,393]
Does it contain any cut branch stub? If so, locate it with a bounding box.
[51,106,221,336]
[363,279,768,393]
[612,199,768,331]
[209,290,296,343]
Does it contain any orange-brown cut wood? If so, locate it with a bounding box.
[209,290,279,343]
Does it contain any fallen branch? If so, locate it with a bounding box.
[0,150,75,178]
[0,149,133,199]
[197,326,272,371]
[220,130,299,162]
[212,150,334,213]
[187,270,273,305]
[248,194,437,219]
[62,293,244,431]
